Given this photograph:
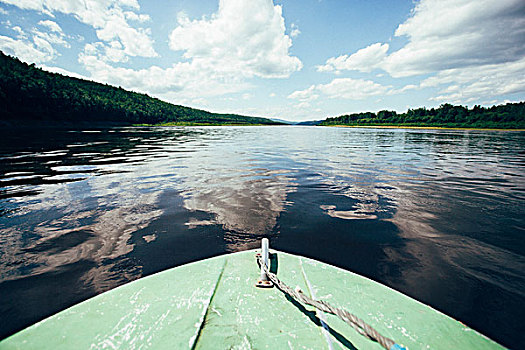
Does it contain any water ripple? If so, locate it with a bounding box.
[0,126,524,347]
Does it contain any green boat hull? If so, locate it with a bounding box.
[0,250,503,349]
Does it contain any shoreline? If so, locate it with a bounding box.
[321,125,525,131]
[133,122,281,127]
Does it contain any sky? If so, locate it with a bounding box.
[0,0,524,121]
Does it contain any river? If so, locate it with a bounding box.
[0,126,524,348]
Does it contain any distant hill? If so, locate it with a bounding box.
[320,103,525,129]
[270,118,295,125]
[269,118,322,125]
[296,120,322,126]
[0,51,280,127]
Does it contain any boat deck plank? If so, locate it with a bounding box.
[0,250,504,349]
[194,251,333,349]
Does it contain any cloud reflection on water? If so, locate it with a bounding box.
[320,204,378,220]
[181,168,295,251]
[285,127,525,315]
[0,126,524,346]
[384,181,525,299]
[0,127,299,287]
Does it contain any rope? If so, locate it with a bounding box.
[256,255,405,350]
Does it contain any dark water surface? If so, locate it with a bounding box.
[0,126,524,348]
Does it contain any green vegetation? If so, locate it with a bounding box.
[0,51,280,127]
[321,103,525,129]
[133,122,270,127]
[2,50,523,129]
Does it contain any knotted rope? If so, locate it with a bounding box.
[256,255,405,350]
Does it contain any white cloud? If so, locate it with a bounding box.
[422,57,525,103]
[72,0,302,103]
[287,85,318,101]
[82,41,128,63]
[0,0,157,59]
[294,101,310,109]
[395,84,418,94]
[95,12,155,58]
[34,21,69,48]
[317,43,389,73]
[168,0,302,79]
[2,0,301,105]
[0,35,54,63]
[11,26,27,39]
[320,0,525,78]
[0,19,71,63]
[78,47,251,99]
[383,0,525,77]
[123,11,150,23]
[289,78,389,101]
[317,78,389,100]
[38,20,62,33]
[290,23,300,38]
[41,65,90,80]
[317,0,525,104]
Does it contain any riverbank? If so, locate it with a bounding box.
[322,124,525,131]
[132,122,281,127]
[1,126,523,348]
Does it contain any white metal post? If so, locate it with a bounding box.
[255,238,273,288]
[260,238,269,281]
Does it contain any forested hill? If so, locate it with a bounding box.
[321,102,525,129]
[0,51,279,126]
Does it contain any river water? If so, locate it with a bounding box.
[0,126,524,348]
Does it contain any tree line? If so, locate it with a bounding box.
[2,50,523,129]
[321,103,525,129]
[0,51,280,126]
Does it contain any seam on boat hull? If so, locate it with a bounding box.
[300,258,334,350]
[190,258,227,350]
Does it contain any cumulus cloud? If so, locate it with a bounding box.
[42,65,90,80]
[123,11,150,23]
[287,85,318,101]
[289,78,389,101]
[1,0,302,104]
[75,0,302,102]
[294,101,311,109]
[317,43,389,73]
[82,41,128,63]
[168,0,302,79]
[422,57,525,103]
[34,20,70,48]
[290,23,300,38]
[37,20,62,33]
[320,0,525,77]
[11,26,27,39]
[0,35,54,63]
[78,46,250,99]
[384,0,525,77]
[0,19,70,63]
[0,0,156,59]
[317,78,389,100]
[317,0,525,104]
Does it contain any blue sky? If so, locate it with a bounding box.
[0,0,524,121]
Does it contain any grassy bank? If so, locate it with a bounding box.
[322,124,525,131]
[320,103,525,129]
[0,51,279,126]
[132,122,276,127]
